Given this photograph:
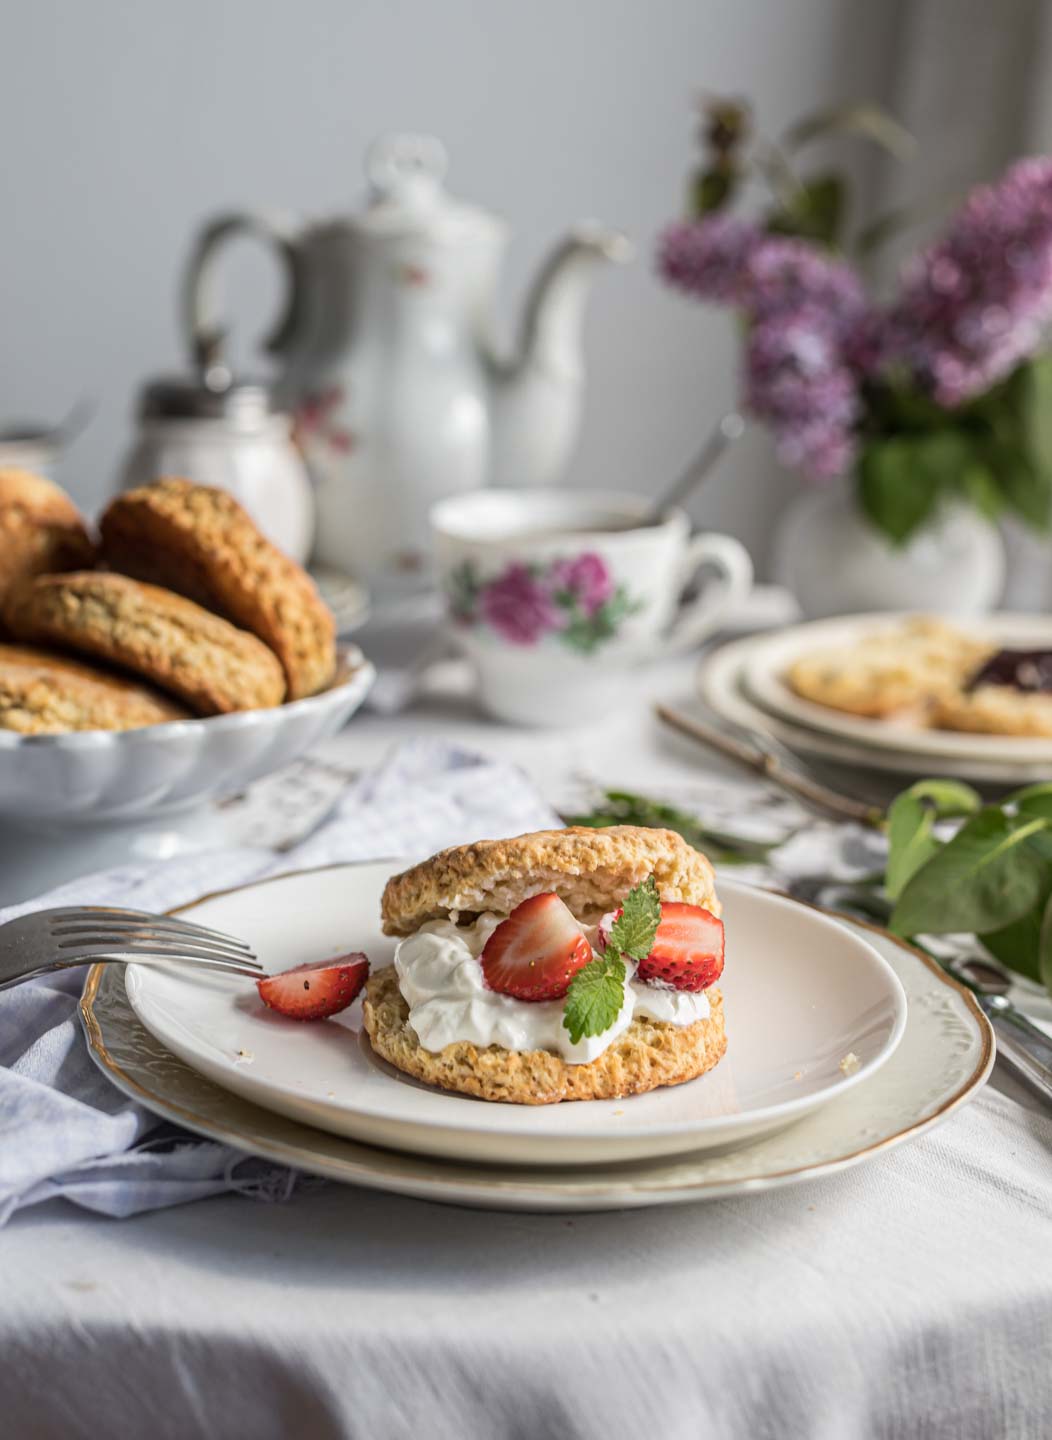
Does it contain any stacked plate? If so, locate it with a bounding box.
[700,612,1052,785]
[80,861,992,1212]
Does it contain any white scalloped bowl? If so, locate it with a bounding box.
[0,644,374,825]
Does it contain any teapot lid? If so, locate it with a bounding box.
[352,133,502,241]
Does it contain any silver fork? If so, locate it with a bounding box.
[0,905,262,991]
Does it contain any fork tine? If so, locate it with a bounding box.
[49,921,258,960]
[46,906,255,952]
[112,954,265,980]
[54,938,263,970]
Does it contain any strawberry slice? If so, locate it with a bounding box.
[596,908,621,952]
[481,893,593,1001]
[257,953,369,1021]
[636,903,724,992]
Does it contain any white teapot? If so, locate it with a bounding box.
[184,134,632,592]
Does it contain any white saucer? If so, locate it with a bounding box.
[82,906,990,1212]
[122,863,906,1167]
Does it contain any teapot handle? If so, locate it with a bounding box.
[181,211,304,381]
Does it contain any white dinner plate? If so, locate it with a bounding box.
[700,634,1052,783]
[123,863,907,1167]
[82,907,990,1212]
[741,612,1052,762]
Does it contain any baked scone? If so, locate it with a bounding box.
[0,469,94,607]
[99,478,336,700]
[934,649,1052,737]
[365,827,727,1106]
[0,643,190,734]
[786,617,991,721]
[363,962,726,1105]
[935,689,1052,738]
[2,572,286,716]
[381,825,720,935]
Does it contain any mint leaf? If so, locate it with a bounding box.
[607,875,662,960]
[561,875,661,1042]
[562,953,626,1044]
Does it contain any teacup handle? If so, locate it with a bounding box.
[660,533,753,655]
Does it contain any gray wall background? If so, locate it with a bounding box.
[1,0,907,571]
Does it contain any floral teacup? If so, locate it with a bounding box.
[430,489,753,725]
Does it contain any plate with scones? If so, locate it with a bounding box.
[0,470,373,824]
[119,827,907,1167]
[698,612,1052,784]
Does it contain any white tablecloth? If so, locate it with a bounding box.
[3,658,1051,1439]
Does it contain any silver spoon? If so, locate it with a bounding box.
[652,411,745,519]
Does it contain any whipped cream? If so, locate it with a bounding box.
[394,914,711,1065]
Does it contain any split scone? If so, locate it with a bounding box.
[786,616,992,722]
[363,827,727,1105]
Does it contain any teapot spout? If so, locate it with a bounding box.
[489,224,633,488]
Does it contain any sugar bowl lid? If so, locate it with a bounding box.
[138,373,280,425]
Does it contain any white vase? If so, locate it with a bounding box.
[772,489,1005,620]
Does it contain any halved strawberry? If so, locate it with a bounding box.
[481,894,593,1001]
[596,908,621,952]
[636,904,724,992]
[257,953,369,1020]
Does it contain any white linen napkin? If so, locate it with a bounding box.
[0,738,560,1225]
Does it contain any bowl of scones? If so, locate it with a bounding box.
[0,470,374,824]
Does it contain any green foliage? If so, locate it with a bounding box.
[891,808,1051,937]
[561,789,784,865]
[884,793,939,901]
[605,876,662,961]
[858,431,973,543]
[857,360,1052,544]
[562,876,663,1043]
[765,174,844,248]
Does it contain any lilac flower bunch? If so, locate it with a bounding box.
[880,157,1052,406]
[659,147,1052,538]
[660,221,868,477]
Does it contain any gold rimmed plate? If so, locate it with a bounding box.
[79,867,992,1212]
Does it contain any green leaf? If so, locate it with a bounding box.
[560,789,783,865]
[562,952,626,1044]
[766,173,845,247]
[904,779,982,819]
[1040,892,1052,996]
[891,807,1052,937]
[1004,787,1052,861]
[1020,355,1052,480]
[1008,783,1052,813]
[961,463,1004,522]
[606,876,662,961]
[859,430,980,542]
[885,793,939,901]
[858,439,937,543]
[692,168,736,216]
[781,102,916,163]
[981,904,1045,986]
[996,449,1052,531]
